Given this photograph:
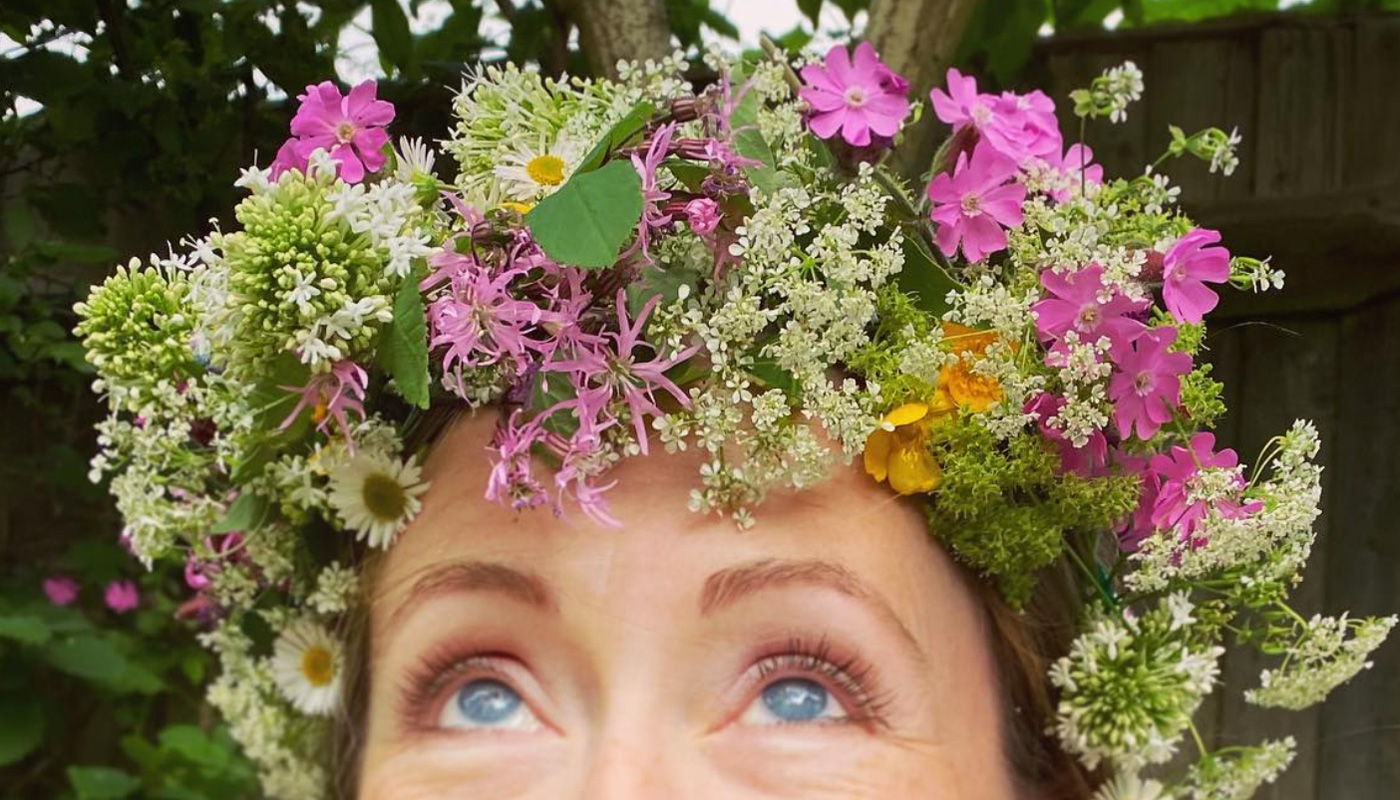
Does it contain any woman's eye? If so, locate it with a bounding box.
[438,678,542,732]
[740,677,850,726]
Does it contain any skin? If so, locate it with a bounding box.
[360,410,1018,799]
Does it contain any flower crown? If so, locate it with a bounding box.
[74,44,1393,799]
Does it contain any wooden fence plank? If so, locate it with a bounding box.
[1316,296,1400,799]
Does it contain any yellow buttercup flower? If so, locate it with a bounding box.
[864,398,954,495]
[939,321,1003,412]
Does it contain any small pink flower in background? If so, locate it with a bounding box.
[799,42,911,147]
[1024,393,1109,477]
[685,198,722,236]
[927,141,1027,263]
[1150,432,1262,544]
[272,80,395,184]
[1162,228,1231,323]
[1108,326,1193,441]
[279,360,369,445]
[44,575,79,607]
[1032,264,1147,355]
[104,580,140,614]
[931,69,1061,164]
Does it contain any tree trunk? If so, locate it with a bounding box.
[560,0,673,79]
[865,0,981,180]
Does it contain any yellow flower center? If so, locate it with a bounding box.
[526,154,567,186]
[500,201,535,214]
[311,401,329,425]
[362,473,408,521]
[300,646,336,687]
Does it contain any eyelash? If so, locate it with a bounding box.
[396,636,893,732]
[397,647,523,734]
[746,635,893,728]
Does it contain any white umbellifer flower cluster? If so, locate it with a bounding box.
[1129,420,1323,592]
[1246,613,1398,710]
[1179,738,1295,800]
[1050,593,1224,771]
[1102,61,1145,123]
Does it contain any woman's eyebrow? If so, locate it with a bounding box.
[386,559,557,630]
[699,558,926,661]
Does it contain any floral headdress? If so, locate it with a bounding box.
[74,45,1393,799]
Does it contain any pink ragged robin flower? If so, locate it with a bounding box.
[272,80,395,184]
[1162,228,1231,323]
[799,42,911,147]
[927,141,1027,263]
[1108,326,1193,441]
[279,360,369,445]
[685,198,722,236]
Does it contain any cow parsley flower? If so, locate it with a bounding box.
[1246,613,1397,710]
[1179,738,1295,800]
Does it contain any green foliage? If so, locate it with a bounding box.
[846,284,938,406]
[526,160,644,268]
[926,416,1141,607]
[378,266,432,409]
[1181,362,1227,427]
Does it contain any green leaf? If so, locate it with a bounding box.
[43,636,127,687]
[747,355,802,398]
[729,88,780,194]
[68,765,141,800]
[0,693,44,767]
[896,227,958,317]
[797,0,824,25]
[0,614,50,645]
[577,101,657,174]
[370,0,415,76]
[526,161,643,269]
[212,492,271,534]
[377,272,431,409]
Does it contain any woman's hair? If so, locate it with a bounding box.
[327,402,1097,800]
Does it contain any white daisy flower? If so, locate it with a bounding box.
[328,451,429,548]
[494,133,584,202]
[1092,772,1168,800]
[271,618,343,716]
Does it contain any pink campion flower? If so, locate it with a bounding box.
[1024,393,1109,477]
[1113,450,1161,552]
[104,580,140,614]
[1150,432,1263,544]
[485,411,550,511]
[927,141,1027,263]
[43,575,79,607]
[1108,326,1193,441]
[1032,264,1147,355]
[1048,143,1104,203]
[279,360,368,445]
[685,198,722,236]
[273,80,395,184]
[1162,228,1231,323]
[545,290,699,454]
[931,69,1061,163]
[798,42,911,147]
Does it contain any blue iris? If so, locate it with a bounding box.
[455,679,522,726]
[761,678,829,722]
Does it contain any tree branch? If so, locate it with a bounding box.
[864,0,980,181]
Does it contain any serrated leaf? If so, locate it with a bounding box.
[730,88,780,193]
[797,0,824,24]
[0,694,43,767]
[896,227,958,317]
[526,161,643,269]
[377,272,430,409]
[577,101,657,174]
[68,765,140,800]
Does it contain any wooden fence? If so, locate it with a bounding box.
[1036,13,1400,799]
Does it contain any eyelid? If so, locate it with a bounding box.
[398,650,558,736]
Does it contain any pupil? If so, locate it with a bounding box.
[761,678,828,722]
[458,679,521,725]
